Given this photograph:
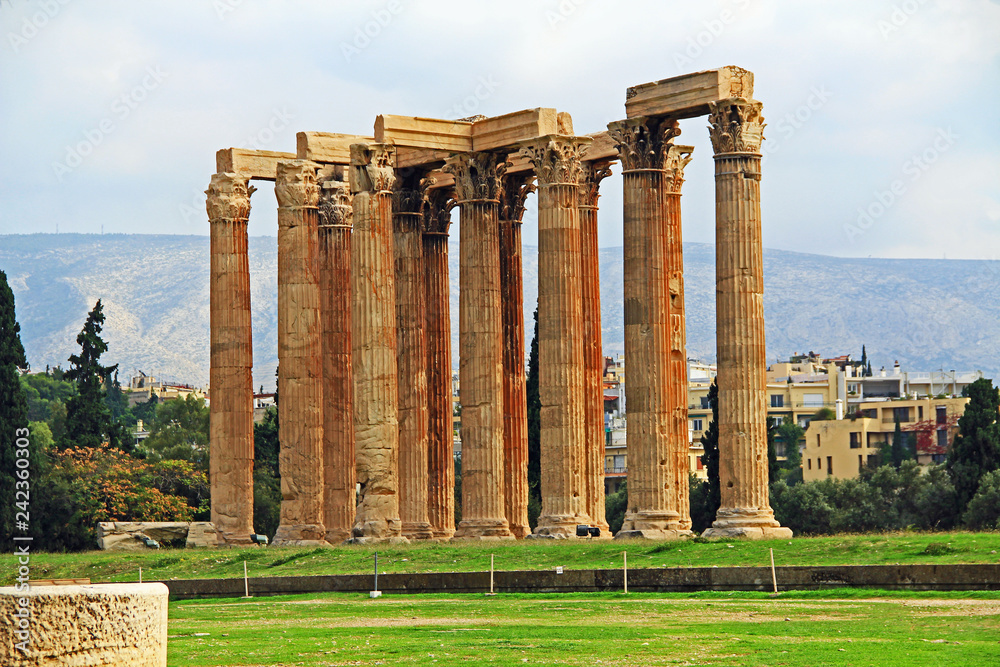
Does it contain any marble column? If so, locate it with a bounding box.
[499,172,535,539]
[607,117,691,540]
[394,170,435,540]
[349,143,405,542]
[703,98,792,540]
[445,151,514,540]
[578,160,613,538]
[318,176,355,544]
[207,172,255,546]
[273,160,327,546]
[520,135,593,538]
[424,188,457,539]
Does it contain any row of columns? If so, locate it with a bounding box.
[207,96,789,544]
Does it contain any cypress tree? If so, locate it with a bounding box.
[700,380,721,519]
[63,300,130,451]
[525,308,541,528]
[766,416,781,486]
[947,378,1000,511]
[778,416,804,484]
[0,270,30,543]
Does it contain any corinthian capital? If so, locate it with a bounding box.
[608,117,681,172]
[577,160,613,208]
[444,152,505,202]
[275,160,319,208]
[499,172,536,222]
[206,172,255,221]
[423,187,457,236]
[518,135,591,187]
[318,179,353,228]
[707,98,765,154]
[663,146,694,195]
[349,143,396,194]
[392,168,434,217]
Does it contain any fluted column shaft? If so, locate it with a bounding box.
[350,143,403,542]
[447,152,513,539]
[578,161,612,536]
[318,178,355,544]
[499,173,534,539]
[207,172,255,546]
[609,118,691,539]
[424,189,456,539]
[522,136,592,537]
[273,160,326,546]
[394,176,434,540]
[705,98,791,539]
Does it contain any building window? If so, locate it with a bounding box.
[803,393,824,408]
[893,406,911,423]
[867,454,881,467]
[918,406,924,421]
[858,455,863,473]
[849,432,861,449]
[691,419,704,431]
[701,396,710,409]
[938,429,948,450]
[863,409,878,419]
[826,456,833,476]
[936,406,947,425]
[807,459,812,470]
[771,394,784,408]
[816,434,821,448]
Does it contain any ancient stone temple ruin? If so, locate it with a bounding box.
[206,66,792,545]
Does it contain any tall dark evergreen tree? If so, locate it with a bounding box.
[700,380,721,518]
[766,416,781,485]
[889,417,914,468]
[860,345,868,377]
[0,270,31,544]
[948,378,1000,511]
[62,300,130,452]
[525,308,542,528]
[778,416,804,485]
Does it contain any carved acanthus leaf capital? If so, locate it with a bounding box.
[444,152,505,202]
[274,161,319,208]
[518,135,591,187]
[608,117,681,172]
[318,179,353,228]
[349,143,396,194]
[707,98,765,154]
[663,146,694,194]
[423,187,457,235]
[206,172,255,221]
[577,160,613,208]
[392,168,434,217]
[499,172,536,222]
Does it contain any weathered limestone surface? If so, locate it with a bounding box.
[424,189,457,539]
[97,522,219,550]
[521,136,593,538]
[578,160,612,537]
[394,171,435,540]
[703,98,792,540]
[446,152,514,540]
[625,66,754,120]
[318,178,356,544]
[207,172,255,546]
[273,160,327,547]
[0,583,169,666]
[350,144,405,542]
[499,172,535,539]
[608,118,692,540]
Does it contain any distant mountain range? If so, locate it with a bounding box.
[1,234,997,391]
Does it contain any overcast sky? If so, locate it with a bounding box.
[1,0,998,258]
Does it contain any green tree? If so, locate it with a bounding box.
[860,345,868,377]
[0,269,31,544]
[766,416,781,486]
[947,377,1000,511]
[888,417,914,468]
[141,394,210,471]
[962,470,1000,529]
[253,404,281,538]
[811,407,836,422]
[605,480,628,534]
[777,416,804,484]
[62,300,130,452]
[525,308,541,530]
[690,380,720,532]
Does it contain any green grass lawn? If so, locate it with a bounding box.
[5,531,1000,586]
[167,589,1000,666]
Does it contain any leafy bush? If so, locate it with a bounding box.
[963,470,1000,530]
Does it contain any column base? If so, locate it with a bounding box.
[508,524,532,540]
[453,518,514,540]
[619,510,684,534]
[217,534,256,547]
[402,522,436,540]
[614,529,693,541]
[431,527,457,540]
[352,517,403,541]
[325,528,352,544]
[702,507,793,540]
[530,513,594,539]
[272,524,328,547]
[347,535,411,545]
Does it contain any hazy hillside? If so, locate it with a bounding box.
[1,234,997,391]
